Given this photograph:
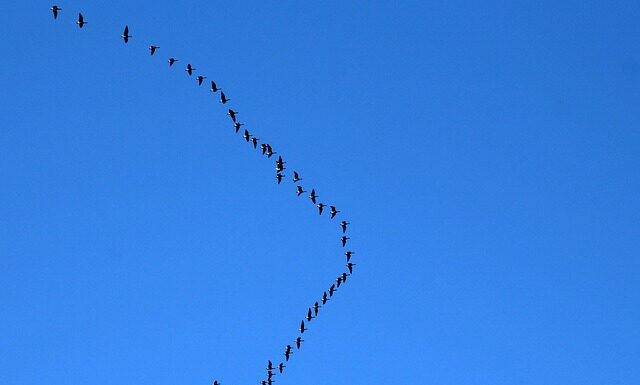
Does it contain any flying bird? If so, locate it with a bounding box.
[292,171,302,183]
[295,336,304,349]
[220,91,230,104]
[212,381,220,385]
[210,81,221,93]
[337,276,343,288]
[243,129,251,142]
[345,250,355,262]
[185,63,195,76]
[121,25,131,43]
[51,5,61,19]
[266,360,275,371]
[341,220,350,233]
[306,308,314,322]
[278,362,286,373]
[261,143,268,155]
[329,283,336,297]
[267,371,275,380]
[227,109,238,123]
[330,205,340,219]
[309,189,318,204]
[197,75,206,85]
[322,291,329,305]
[296,186,306,196]
[317,203,326,215]
[347,262,356,274]
[235,122,244,133]
[276,173,284,184]
[341,235,350,247]
[266,144,276,158]
[342,272,349,282]
[313,301,320,316]
[299,320,307,333]
[168,57,178,66]
[251,137,259,149]
[76,13,86,28]
[149,45,159,55]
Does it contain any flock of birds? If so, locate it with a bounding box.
[51,5,358,385]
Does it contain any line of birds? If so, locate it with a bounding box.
[50,5,358,385]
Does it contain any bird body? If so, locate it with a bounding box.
[197,75,206,85]
[341,220,350,233]
[317,203,326,215]
[235,122,244,133]
[310,189,318,204]
[185,63,196,76]
[296,186,306,196]
[168,57,178,66]
[228,109,238,123]
[345,251,355,262]
[347,262,356,274]
[251,137,259,149]
[149,45,159,55]
[76,13,86,28]
[220,91,230,104]
[341,235,350,247]
[210,81,221,92]
[243,129,251,142]
[51,5,61,19]
[121,25,131,43]
[292,171,302,183]
[330,205,340,219]
[299,320,307,333]
[276,173,284,184]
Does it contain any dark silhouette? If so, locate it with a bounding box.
[185,63,195,76]
[227,109,238,123]
[345,250,354,262]
[76,13,86,28]
[251,137,259,149]
[210,81,221,93]
[149,45,159,55]
[276,173,284,184]
[235,122,244,133]
[278,362,285,373]
[299,320,307,333]
[317,202,326,215]
[341,220,350,233]
[341,235,350,247]
[292,171,302,183]
[220,91,230,104]
[347,262,356,274]
[51,5,61,19]
[295,336,304,349]
[296,186,306,196]
[243,129,251,142]
[121,25,131,43]
[197,75,206,85]
[168,57,178,66]
[330,205,340,219]
[309,189,318,204]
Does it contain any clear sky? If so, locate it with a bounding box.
[1,1,639,385]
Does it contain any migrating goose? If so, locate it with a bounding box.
[342,272,349,282]
[329,283,336,297]
[121,25,131,43]
[266,144,276,158]
[345,250,355,262]
[149,45,159,55]
[266,360,275,371]
[278,362,285,373]
[284,346,292,361]
[295,336,304,349]
[210,81,221,93]
[267,371,275,380]
[76,13,86,28]
[243,129,251,142]
[212,381,220,385]
[336,276,343,288]
[276,163,285,173]
[346,262,356,274]
[330,205,340,219]
[197,75,206,86]
[322,291,329,305]
[341,220,350,233]
[317,203,326,215]
[299,320,307,333]
[51,5,61,19]
[227,109,238,123]
[235,122,244,133]
[341,235,350,247]
[313,301,320,316]
[309,189,318,204]
[220,91,230,104]
[306,308,314,322]
[276,173,284,184]
[261,143,268,155]
[168,57,178,66]
[185,63,195,76]
[296,186,306,196]
[251,137,259,149]
[292,171,302,183]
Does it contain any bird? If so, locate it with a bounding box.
[306,308,314,322]
[337,276,343,288]
[121,25,131,43]
[212,381,220,385]
[322,291,329,305]
[251,137,259,149]
[299,320,307,333]
[210,81,221,93]
[329,283,336,297]
[278,362,285,373]
[292,171,302,183]
[313,301,320,316]
[295,336,304,349]
[149,45,159,55]
[220,91,230,104]
[276,173,284,184]
[347,262,356,274]
[342,272,349,281]
[243,129,251,142]
[235,122,244,133]
[197,75,206,85]
[168,57,178,66]
[261,143,268,155]
[267,371,275,380]
[266,360,275,371]
[227,109,238,123]
[345,250,355,262]
[276,163,285,173]
[330,205,340,219]
[266,144,276,158]
[296,186,306,196]
[317,203,326,215]
[284,346,292,361]
[185,63,195,76]
[309,189,318,204]
[76,13,86,28]
[341,235,350,247]
[341,220,350,233]
[51,5,61,19]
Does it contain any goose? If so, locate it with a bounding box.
[309,189,318,204]
[267,371,275,380]
[212,381,220,385]
[220,91,230,104]
[251,137,259,149]
[299,320,307,334]
[276,163,285,173]
[317,203,326,215]
[234,122,244,133]
[276,173,284,184]
[197,75,206,85]
[266,144,276,158]
[278,362,286,373]
[243,129,251,142]
[185,63,195,76]
[306,308,314,322]
[345,250,355,262]
[51,5,61,19]
[342,272,349,282]
[330,205,340,219]
[121,25,131,43]
[336,276,343,288]
[76,13,87,28]
[329,283,337,297]
[296,186,306,196]
[266,360,275,371]
[295,336,304,349]
[227,109,238,123]
[210,81,221,93]
[346,262,356,274]
[313,301,320,316]
[261,143,268,155]
[322,291,329,305]
[168,57,178,66]
[284,348,292,362]
[340,220,350,233]
[149,45,159,55]
[292,171,302,183]
[341,235,350,247]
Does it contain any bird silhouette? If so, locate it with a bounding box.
[295,336,304,349]
[197,75,206,85]
[296,186,306,196]
[51,5,61,19]
[299,320,307,333]
[261,143,268,155]
[306,308,314,322]
[121,25,131,43]
[149,45,159,55]
[251,137,259,149]
[317,203,326,215]
[347,262,356,274]
[330,205,340,219]
[227,109,238,123]
[234,122,244,133]
[267,371,275,380]
[266,144,276,158]
[341,235,350,247]
[309,189,318,204]
[185,63,195,76]
[266,360,275,371]
[76,13,86,28]
[278,362,286,373]
[336,276,343,288]
[210,81,221,92]
[220,91,230,104]
[341,220,350,233]
[322,291,329,305]
[313,301,320,316]
[212,381,220,385]
[342,272,349,282]
[345,250,355,262]
[292,171,302,183]
[243,129,251,142]
[168,57,178,66]
[276,173,284,184]
[329,283,336,297]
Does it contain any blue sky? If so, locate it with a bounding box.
[1,1,639,384]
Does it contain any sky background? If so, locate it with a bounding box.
[1,1,639,385]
